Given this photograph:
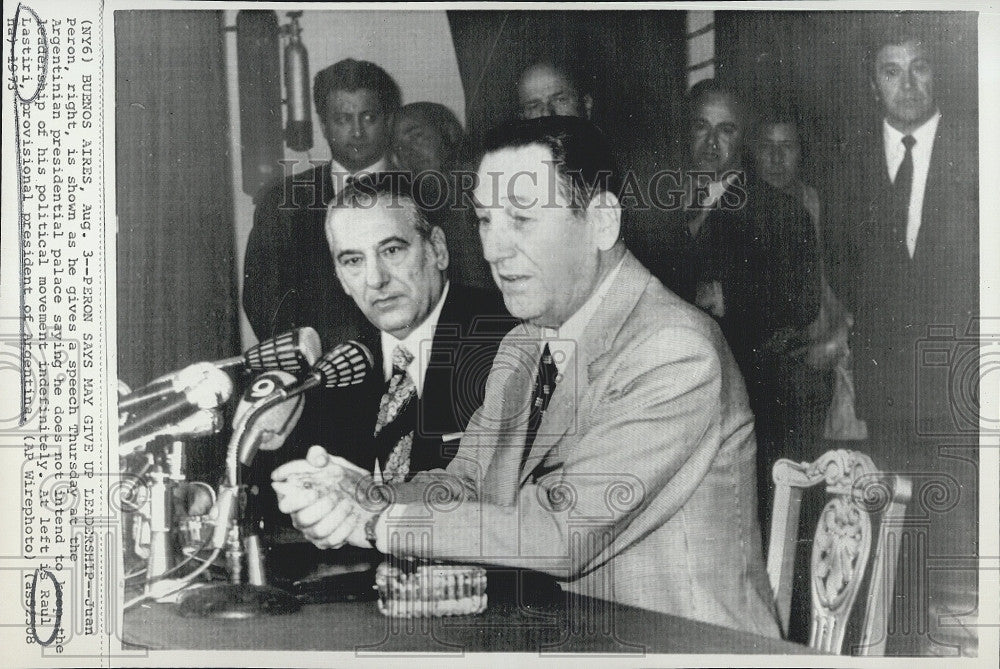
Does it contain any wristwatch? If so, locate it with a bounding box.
[364,511,382,547]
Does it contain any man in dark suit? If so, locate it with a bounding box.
[305,173,511,479]
[829,29,978,463]
[252,173,509,592]
[826,25,978,655]
[242,59,401,351]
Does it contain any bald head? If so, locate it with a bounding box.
[517,62,593,120]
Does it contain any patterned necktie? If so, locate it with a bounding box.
[375,345,416,483]
[520,343,558,475]
[893,135,916,251]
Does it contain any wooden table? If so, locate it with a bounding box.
[124,584,813,655]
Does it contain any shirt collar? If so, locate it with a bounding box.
[329,156,390,189]
[703,170,742,207]
[540,256,626,371]
[883,109,941,153]
[380,281,450,396]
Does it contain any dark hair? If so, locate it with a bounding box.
[327,171,442,239]
[752,103,810,165]
[398,102,469,169]
[313,58,402,118]
[481,115,621,212]
[863,15,937,81]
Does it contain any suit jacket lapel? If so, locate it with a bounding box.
[484,323,539,503]
[411,284,473,472]
[913,117,953,266]
[519,253,652,485]
[519,345,579,485]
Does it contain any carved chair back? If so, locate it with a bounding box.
[766,449,912,655]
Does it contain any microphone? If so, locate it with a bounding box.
[124,327,322,408]
[119,368,234,443]
[284,340,374,399]
[119,408,224,457]
[230,371,305,466]
[120,362,220,411]
[214,326,322,375]
[224,342,372,468]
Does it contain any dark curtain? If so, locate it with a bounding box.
[715,11,978,187]
[116,10,240,389]
[447,9,687,162]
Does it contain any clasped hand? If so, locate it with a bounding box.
[271,446,388,550]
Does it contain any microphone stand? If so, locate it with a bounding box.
[144,467,173,591]
[139,439,186,592]
[177,397,301,618]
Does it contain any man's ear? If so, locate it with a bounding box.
[587,191,621,251]
[429,226,450,271]
[582,94,595,121]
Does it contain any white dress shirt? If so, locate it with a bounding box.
[882,110,940,258]
[329,156,390,190]
[379,282,450,398]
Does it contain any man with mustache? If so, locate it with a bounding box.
[243,58,401,351]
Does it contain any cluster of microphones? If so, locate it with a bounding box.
[118,327,374,465]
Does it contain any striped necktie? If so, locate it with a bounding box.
[520,343,558,476]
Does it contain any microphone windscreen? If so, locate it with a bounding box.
[184,367,235,409]
[315,340,374,388]
[232,370,304,465]
[233,370,298,428]
[119,368,232,444]
[243,327,322,374]
[119,408,223,456]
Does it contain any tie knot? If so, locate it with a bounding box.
[392,345,413,373]
[902,135,916,150]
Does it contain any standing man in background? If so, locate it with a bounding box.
[391,101,495,292]
[243,58,401,350]
[826,23,978,655]
[516,61,594,120]
[829,27,978,470]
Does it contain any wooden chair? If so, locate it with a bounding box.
[766,449,912,655]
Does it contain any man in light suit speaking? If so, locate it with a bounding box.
[272,116,779,637]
